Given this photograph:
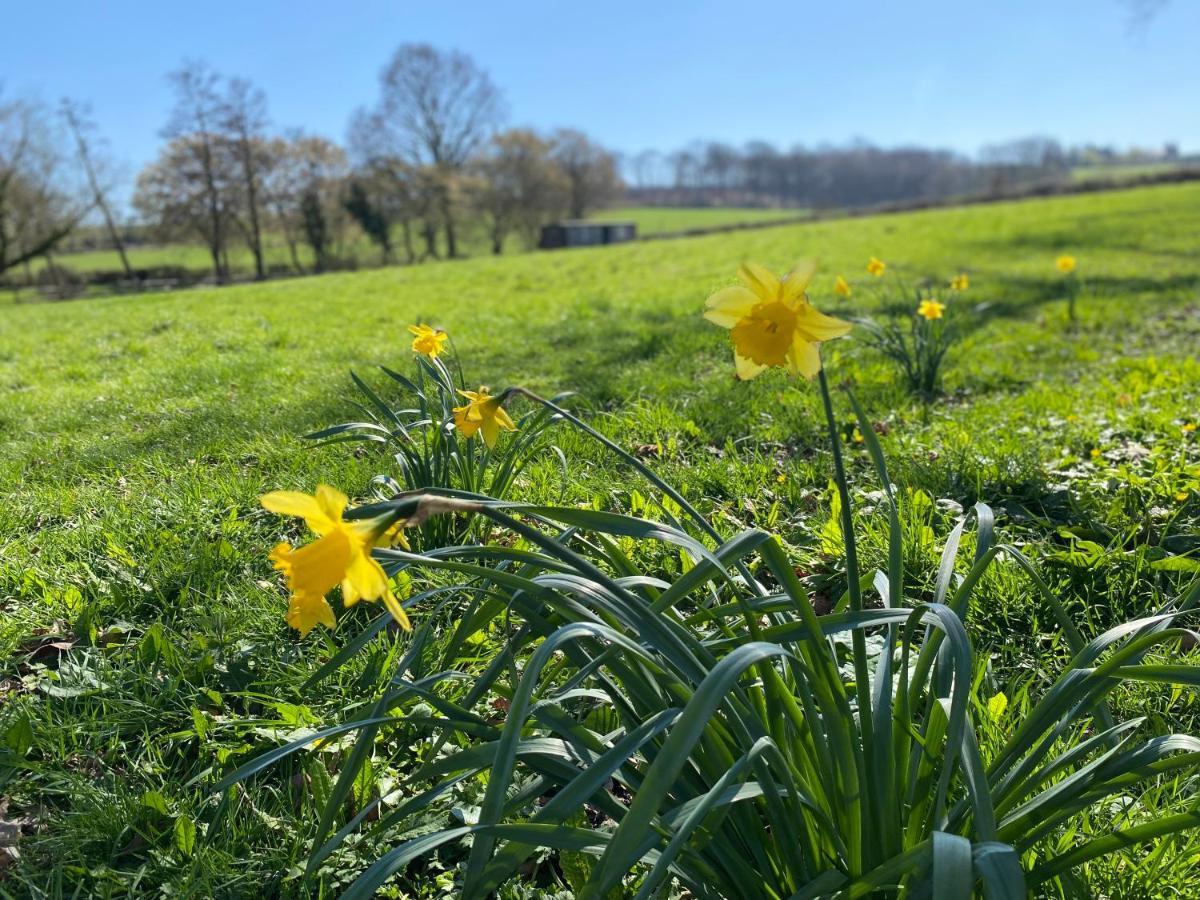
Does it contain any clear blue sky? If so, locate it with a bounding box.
[2,0,1196,194]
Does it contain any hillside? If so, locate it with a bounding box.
[1,181,1198,895]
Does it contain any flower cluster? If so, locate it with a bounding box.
[263,324,520,636]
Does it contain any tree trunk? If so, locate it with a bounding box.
[286,237,301,272]
[240,140,265,280]
[421,222,439,260]
[400,219,415,264]
[207,241,222,281]
[63,103,135,279]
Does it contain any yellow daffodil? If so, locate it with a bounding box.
[1090,448,1102,459]
[262,484,412,636]
[1176,491,1190,503]
[704,262,852,380]
[917,299,945,320]
[834,275,852,297]
[866,257,886,277]
[1056,255,1077,274]
[950,273,969,291]
[453,387,517,448]
[1183,423,1196,433]
[408,323,448,359]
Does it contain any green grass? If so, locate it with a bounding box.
[34,239,305,275]
[1,182,1199,895]
[1068,161,1191,183]
[592,205,803,234]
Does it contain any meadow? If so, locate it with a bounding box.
[16,206,801,287]
[0,182,1198,896]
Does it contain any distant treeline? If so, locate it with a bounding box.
[621,138,1194,210]
[1,44,624,294]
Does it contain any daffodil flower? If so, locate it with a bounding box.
[950,273,969,291]
[917,299,945,320]
[834,275,852,297]
[1056,255,1077,274]
[704,262,852,380]
[453,387,517,448]
[408,323,448,359]
[262,484,412,636]
[866,257,886,277]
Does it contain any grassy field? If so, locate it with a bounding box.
[593,205,803,233]
[1,182,1199,895]
[1069,161,1192,183]
[22,207,803,285]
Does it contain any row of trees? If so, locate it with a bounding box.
[131,48,622,280]
[1,45,624,285]
[621,136,1191,210]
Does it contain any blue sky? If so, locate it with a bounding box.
[3,0,1196,193]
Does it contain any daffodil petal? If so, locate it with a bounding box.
[737,262,780,300]
[261,491,335,534]
[780,262,816,302]
[314,484,349,523]
[456,411,481,438]
[795,306,853,341]
[733,352,768,380]
[287,592,336,636]
[703,285,758,328]
[494,406,517,431]
[787,338,823,380]
[481,416,500,448]
[381,589,412,631]
[342,552,389,606]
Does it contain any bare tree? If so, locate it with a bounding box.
[551,129,623,218]
[59,99,132,277]
[260,132,346,273]
[0,95,89,278]
[162,62,230,281]
[629,149,664,189]
[220,78,271,279]
[368,44,504,257]
[348,107,443,261]
[133,135,231,268]
[473,129,569,253]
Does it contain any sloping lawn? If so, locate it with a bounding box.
[1,182,1198,895]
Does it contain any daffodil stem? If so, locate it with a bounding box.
[816,367,875,751]
[816,369,862,613]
